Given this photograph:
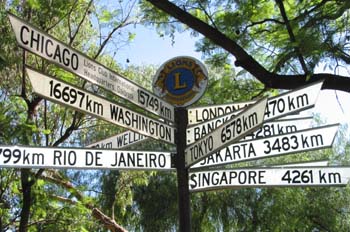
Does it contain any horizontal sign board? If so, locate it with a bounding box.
[188,100,255,125]
[8,13,174,122]
[187,81,323,126]
[185,98,267,168]
[189,166,350,192]
[0,146,174,170]
[87,130,148,149]
[187,116,313,145]
[264,81,323,121]
[191,124,338,169]
[27,68,175,144]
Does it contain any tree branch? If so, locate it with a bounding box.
[40,172,127,232]
[275,0,309,74]
[69,0,93,46]
[243,18,284,34]
[52,111,83,147]
[94,1,136,59]
[146,0,350,93]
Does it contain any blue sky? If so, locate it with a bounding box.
[116,24,350,126]
[116,25,202,66]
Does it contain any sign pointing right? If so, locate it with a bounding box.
[191,124,339,169]
[186,81,324,144]
[264,80,323,121]
[189,167,350,192]
[185,98,268,168]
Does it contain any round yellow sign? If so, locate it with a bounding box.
[152,56,208,107]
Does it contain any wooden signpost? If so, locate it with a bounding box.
[5,13,350,232]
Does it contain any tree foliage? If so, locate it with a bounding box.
[1,0,350,231]
[143,0,350,92]
[0,0,142,231]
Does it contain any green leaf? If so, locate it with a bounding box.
[42,129,51,135]
[27,0,41,9]
[128,32,136,42]
[100,10,113,23]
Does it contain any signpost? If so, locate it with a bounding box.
[6,13,347,232]
[189,167,350,192]
[191,124,338,169]
[185,98,268,168]
[0,146,174,170]
[87,130,148,149]
[8,13,175,122]
[152,56,208,231]
[26,68,176,144]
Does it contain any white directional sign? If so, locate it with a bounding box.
[189,167,350,192]
[264,81,323,121]
[186,81,323,143]
[185,98,267,168]
[8,13,175,122]
[87,130,148,149]
[187,100,255,125]
[187,116,313,145]
[26,68,175,144]
[187,81,323,126]
[0,146,174,170]
[192,124,338,169]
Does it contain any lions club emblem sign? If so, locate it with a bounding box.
[153,56,208,107]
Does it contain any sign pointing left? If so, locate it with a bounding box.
[26,68,175,144]
[8,13,175,122]
[0,146,174,171]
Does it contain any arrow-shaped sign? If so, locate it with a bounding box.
[187,80,323,127]
[187,116,313,145]
[185,98,267,168]
[191,124,338,169]
[0,145,174,171]
[8,13,175,122]
[189,166,350,192]
[86,130,148,149]
[26,68,175,144]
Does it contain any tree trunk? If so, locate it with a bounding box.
[19,169,33,232]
